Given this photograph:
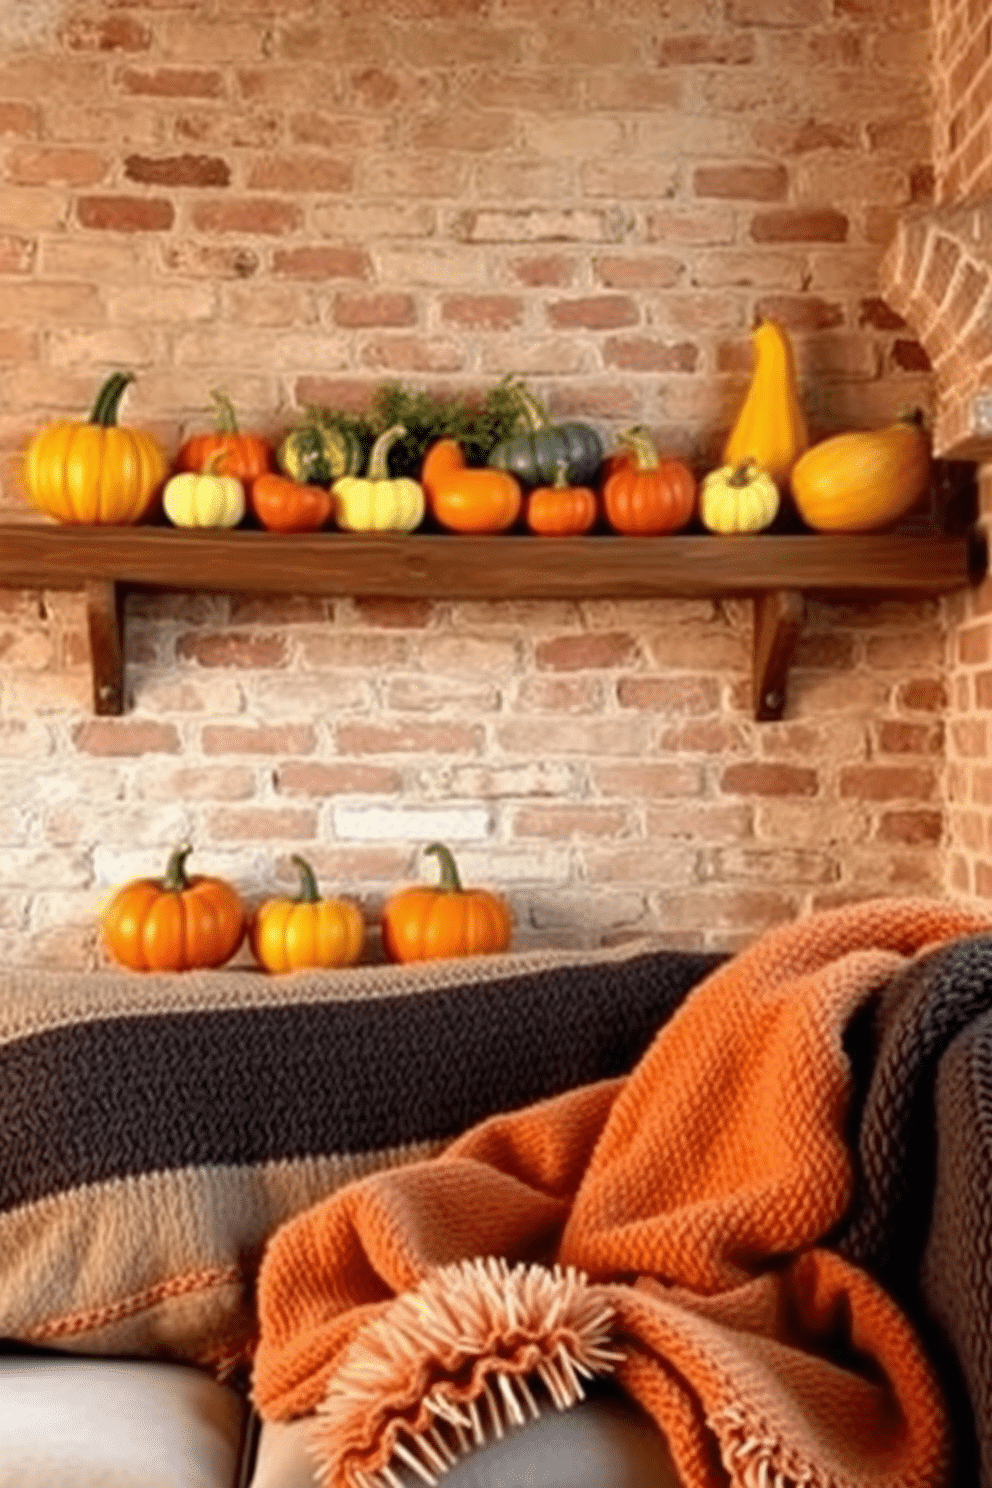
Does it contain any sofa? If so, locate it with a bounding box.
[0,909,990,1488]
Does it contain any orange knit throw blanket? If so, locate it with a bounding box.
[252,899,991,1488]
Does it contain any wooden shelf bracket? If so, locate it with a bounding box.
[753,589,805,722]
[85,579,125,716]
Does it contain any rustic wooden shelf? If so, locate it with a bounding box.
[0,523,984,720]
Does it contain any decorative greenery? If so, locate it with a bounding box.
[306,377,524,480]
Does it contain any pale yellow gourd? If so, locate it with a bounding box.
[700,461,779,534]
[790,413,931,532]
[723,319,808,488]
[332,423,425,533]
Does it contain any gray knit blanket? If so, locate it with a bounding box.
[835,933,992,1488]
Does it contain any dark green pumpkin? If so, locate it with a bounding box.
[277,417,363,487]
[486,384,604,489]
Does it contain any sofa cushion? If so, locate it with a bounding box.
[247,1384,682,1488]
[0,1354,247,1488]
[0,941,722,1368]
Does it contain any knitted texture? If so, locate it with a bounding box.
[923,1003,992,1488]
[251,898,991,1488]
[0,939,718,1363]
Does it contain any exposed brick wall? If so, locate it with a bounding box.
[929,0,992,908]
[0,0,952,967]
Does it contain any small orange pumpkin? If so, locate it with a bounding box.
[381,842,513,963]
[421,439,522,534]
[602,427,696,536]
[249,855,365,973]
[102,844,246,972]
[525,459,598,536]
[250,471,334,533]
[175,389,273,490]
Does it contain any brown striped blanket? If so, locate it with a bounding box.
[0,939,722,1368]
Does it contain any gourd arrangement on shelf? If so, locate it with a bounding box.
[101,842,512,973]
[20,332,935,539]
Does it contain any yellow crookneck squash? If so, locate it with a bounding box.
[723,319,808,489]
[790,411,932,533]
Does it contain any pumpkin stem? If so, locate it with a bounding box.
[291,854,320,903]
[162,843,194,892]
[552,458,570,489]
[367,423,406,480]
[617,425,659,472]
[728,461,757,487]
[424,841,463,893]
[509,381,550,435]
[210,389,240,435]
[90,371,135,427]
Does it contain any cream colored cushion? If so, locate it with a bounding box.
[0,1355,247,1488]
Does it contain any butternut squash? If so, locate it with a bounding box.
[723,319,808,489]
[790,413,931,533]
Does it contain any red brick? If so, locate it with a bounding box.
[72,721,180,756]
[618,676,721,713]
[874,719,944,754]
[592,763,705,799]
[124,154,231,187]
[859,297,906,330]
[511,805,630,840]
[335,292,417,328]
[694,164,788,201]
[335,722,482,754]
[891,339,932,371]
[76,196,175,232]
[277,762,402,795]
[603,337,699,372]
[272,246,371,279]
[750,209,849,243]
[247,154,353,193]
[61,14,152,50]
[117,68,224,98]
[361,337,464,374]
[190,199,303,235]
[897,677,948,711]
[875,810,943,845]
[176,633,287,668]
[657,33,755,65]
[0,235,36,274]
[535,633,639,671]
[0,101,39,137]
[8,147,107,186]
[201,724,317,755]
[594,255,683,290]
[508,254,577,288]
[754,294,844,331]
[161,242,260,279]
[838,765,936,801]
[546,296,639,331]
[721,763,819,797]
[207,807,318,841]
[440,295,524,331]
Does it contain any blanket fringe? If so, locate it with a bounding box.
[315,1257,623,1488]
[709,1403,822,1488]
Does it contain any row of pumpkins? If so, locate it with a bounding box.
[23,320,932,537]
[103,842,511,973]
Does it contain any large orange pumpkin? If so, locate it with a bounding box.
[381,843,513,963]
[102,845,246,972]
[23,370,168,525]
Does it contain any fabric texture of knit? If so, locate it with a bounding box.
[251,898,991,1488]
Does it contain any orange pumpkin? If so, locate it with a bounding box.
[602,427,697,535]
[175,390,273,489]
[526,460,598,535]
[421,439,522,534]
[251,472,334,533]
[102,844,246,972]
[381,842,513,963]
[249,856,365,973]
